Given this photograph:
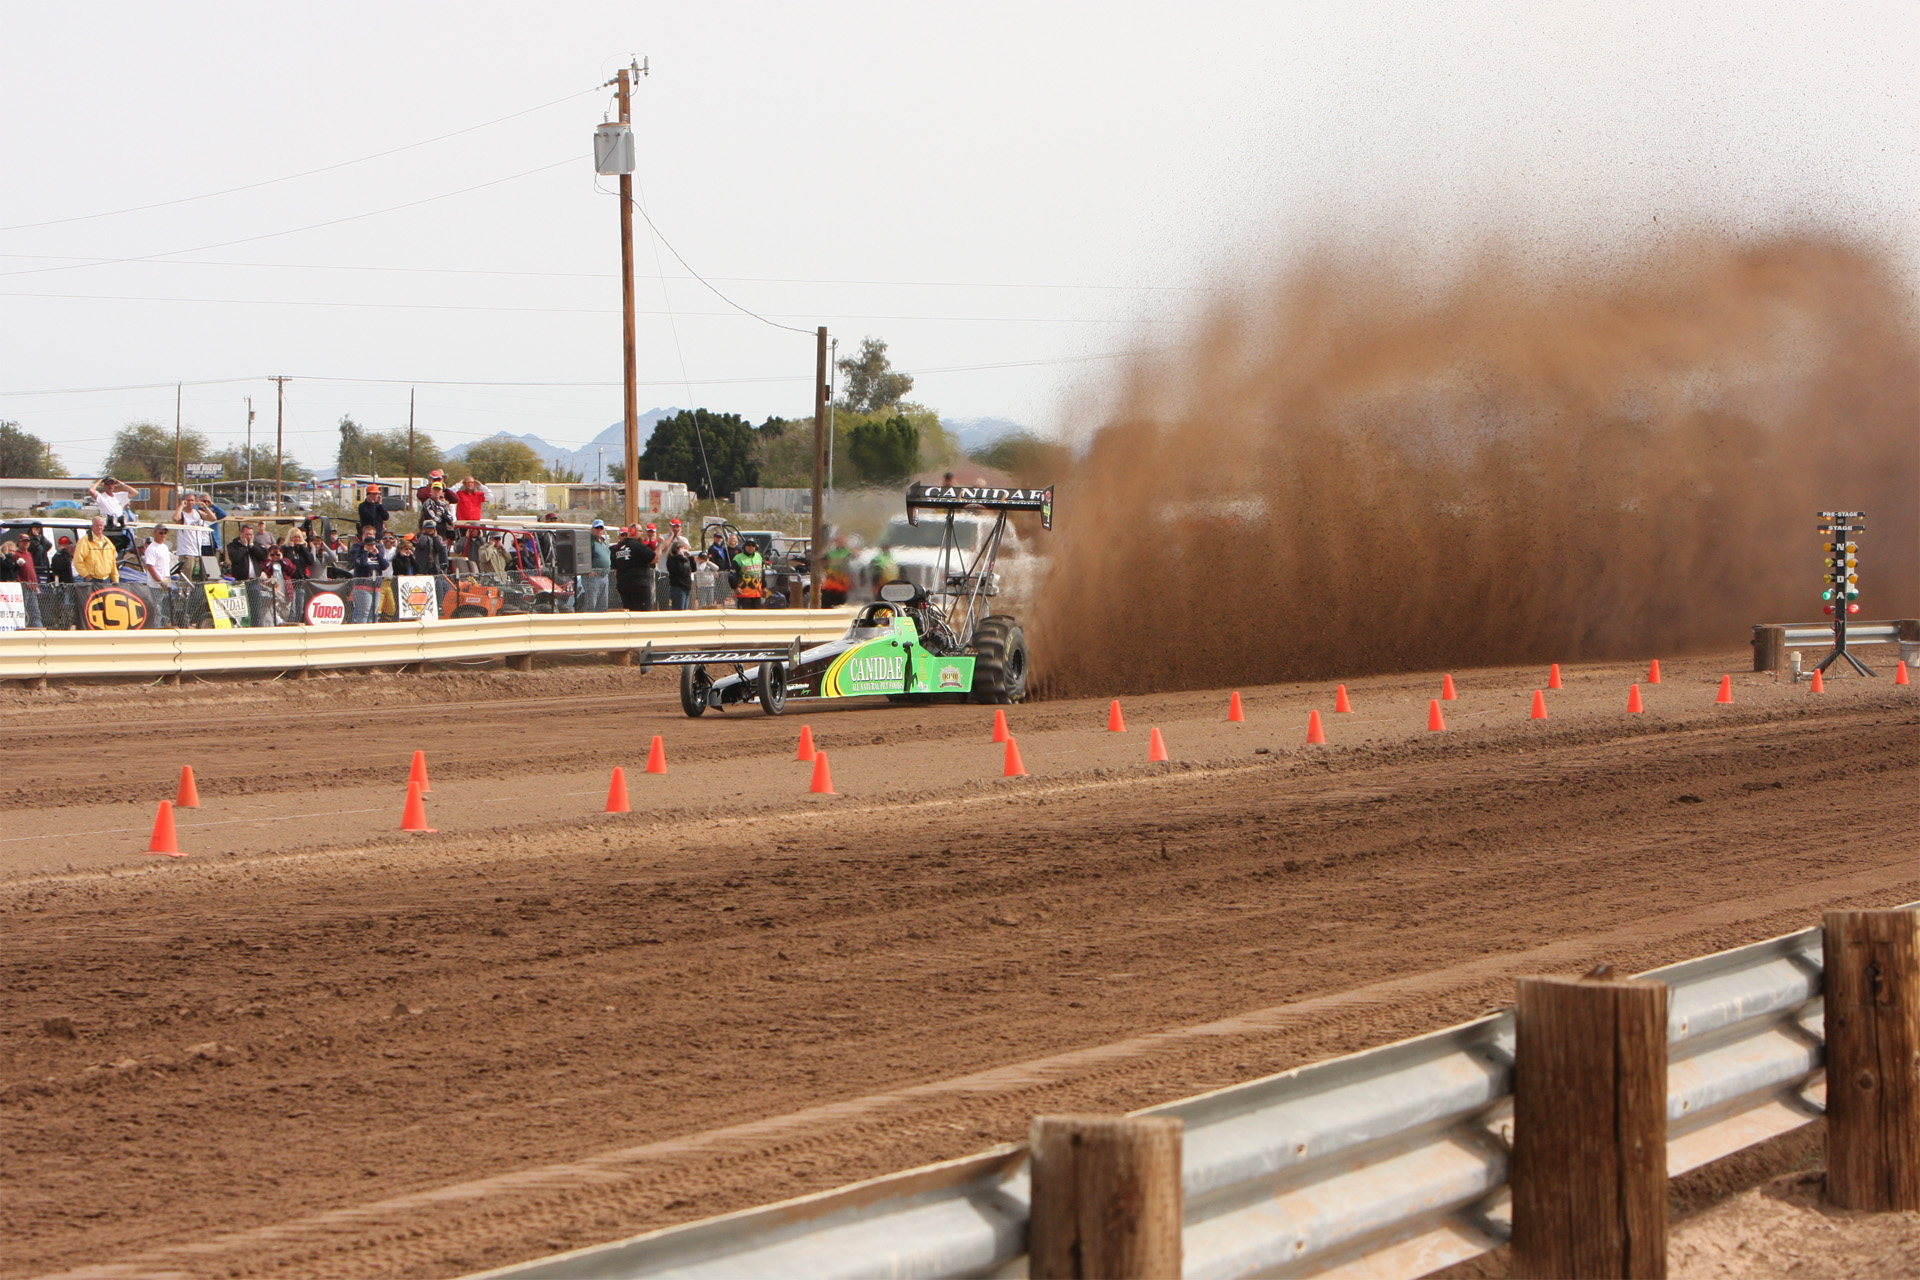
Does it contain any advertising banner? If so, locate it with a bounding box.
[302,584,349,625]
[0,583,24,631]
[82,586,151,630]
[394,575,439,621]
[203,582,250,629]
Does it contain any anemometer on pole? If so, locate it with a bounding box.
[1815,510,1872,676]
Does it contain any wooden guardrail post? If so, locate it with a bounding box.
[1752,624,1786,672]
[1029,1115,1182,1280]
[1823,909,1920,1210]
[1512,974,1669,1279]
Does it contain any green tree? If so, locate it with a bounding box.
[461,437,546,483]
[336,416,445,477]
[0,422,62,477]
[845,413,920,486]
[836,337,914,414]
[208,443,309,486]
[103,420,209,482]
[543,459,585,484]
[640,410,760,498]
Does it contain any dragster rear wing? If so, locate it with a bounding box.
[638,637,804,670]
[905,483,1053,530]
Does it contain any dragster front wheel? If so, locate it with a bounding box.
[758,662,787,716]
[680,664,712,717]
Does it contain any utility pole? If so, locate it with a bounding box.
[615,63,643,528]
[174,382,183,493]
[269,376,290,515]
[810,326,828,609]
[244,397,255,507]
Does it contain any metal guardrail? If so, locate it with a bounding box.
[1773,622,1901,648]
[469,912,1909,1280]
[0,609,857,680]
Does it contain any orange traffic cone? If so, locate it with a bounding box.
[796,725,816,761]
[605,767,630,813]
[992,709,1010,743]
[1627,684,1644,713]
[1335,684,1353,713]
[1147,727,1169,762]
[1306,710,1326,745]
[1107,699,1126,732]
[1228,691,1245,722]
[1715,675,1733,704]
[1003,736,1027,777]
[175,765,201,809]
[1442,674,1458,701]
[408,750,431,795]
[1898,660,1911,686]
[1428,699,1446,731]
[1530,690,1548,720]
[400,781,435,833]
[809,751,835,795]
[1809,667,1825,693]
[646,735,667,774]
[1548,663,1562,690]
[1648,659,1663,685]
[146,800,183,857]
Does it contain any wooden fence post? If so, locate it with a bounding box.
[1823,909,1920,1210]
[1752,624,1786,673]
[1512,975,1668,1279]
[1029,1115,1182,1280]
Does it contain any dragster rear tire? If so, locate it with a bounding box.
[968,616,1029,704]
[680,664,711,718]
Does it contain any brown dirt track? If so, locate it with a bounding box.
[1,654,1915,1279]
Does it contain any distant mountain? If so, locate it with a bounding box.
[446,408,682,481]
[941,416,1030,452]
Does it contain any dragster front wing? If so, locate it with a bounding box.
[637,637,805,670]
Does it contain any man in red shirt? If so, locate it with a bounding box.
[452,476,491,523]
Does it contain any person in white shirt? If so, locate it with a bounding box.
[143,527,178,626]
[174,494,213,564]
[89,477,137,552]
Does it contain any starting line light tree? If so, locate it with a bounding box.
[1817,510,1874,677]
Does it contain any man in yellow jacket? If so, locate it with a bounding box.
[73,518,119,584]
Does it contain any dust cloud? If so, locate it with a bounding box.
[1032,237,1918,696]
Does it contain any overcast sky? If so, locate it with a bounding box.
[1,1,1912,475]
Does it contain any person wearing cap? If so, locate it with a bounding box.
[611,523,655,611]
[414,469,447,506]
[582,519,612,612]
[416,477,454,537]
[477,533,509,577]
[731,537,766,610]
[49,535,75,584]
[356,485,389,540]
[22,522,52,581]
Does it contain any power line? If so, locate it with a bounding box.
[0,87,599,234]
[625,191,815,337]
[0,351,1129,399]
[0,156,586,281]
[0,289,1176,324]
[0,252,1218,293]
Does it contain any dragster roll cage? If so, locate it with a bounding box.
[905,483,1053,530]
[638,637,804,670]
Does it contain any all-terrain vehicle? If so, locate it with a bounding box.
[649,482,1051,715]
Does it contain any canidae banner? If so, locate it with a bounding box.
[0,583,24,631]
[203,582,250,628]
